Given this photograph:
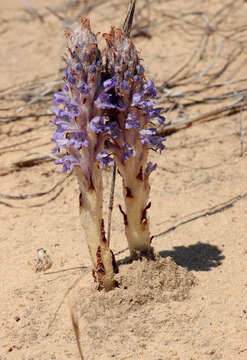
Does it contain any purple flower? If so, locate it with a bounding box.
[122,144,136,160]
[139,128,156,137]
[51,131,68,152]
[125,114,140,129]
[53,92,70,105]
[132,93,143,106]
[145,162,157,177]
[96,151,114,168]
[89,64,97,73]
[75,62,83,72]
[120,80,129,92]
[131,94,155,111]
[136,64,144,75]
[124,71,132,80]
[143,81,157,98]
[51,127,88,152]
[66,103,80,116]
[90,116,107,134]
[78,83,91,94]
[147,106,165,125]
[140,128,165,152]
[133,75,141,84]
[51,118,75,132]
[65,68,76,85]
[105,119,121,139]
[51,108,74,121]
[96,94,114,109]
[103,77,118,91]
[67,131,89,148]
[96,93,124,111]
[125,121,140,129]
[55,155,79,173]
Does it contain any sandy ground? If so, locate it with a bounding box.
[1,0,247,359]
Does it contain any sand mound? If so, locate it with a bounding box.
[75,256,196,357]
[79,255,196,320]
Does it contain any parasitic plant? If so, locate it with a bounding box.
[100,28,166,258]
[51,18,118,291]
[51,3,165,290]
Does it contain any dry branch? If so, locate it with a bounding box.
[0,154,59,176]
[0,174,70,200]
[153,191,247,239]
[158,100,247,136]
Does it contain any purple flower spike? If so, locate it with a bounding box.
[100,26,167,258]
[96,151,114,168]
[51,17,118,291]
[51,20,112,175]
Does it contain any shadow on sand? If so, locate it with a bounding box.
[159,242,224,271]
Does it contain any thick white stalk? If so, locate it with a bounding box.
[116,152,153,258]
[75,165,117,291]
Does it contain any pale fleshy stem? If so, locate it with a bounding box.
[115,145,153,258]
[75,165,117,291]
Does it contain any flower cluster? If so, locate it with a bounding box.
[99,28,166,257]
[98,28,166,166]
[50,18,166,288]
[51,24,165,175]
[50,18,122,291]
[51,19,109,179]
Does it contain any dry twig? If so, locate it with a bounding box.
[107,0,137,244]
[239,109,244,157]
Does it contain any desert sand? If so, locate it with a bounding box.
[1,1,247,359]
